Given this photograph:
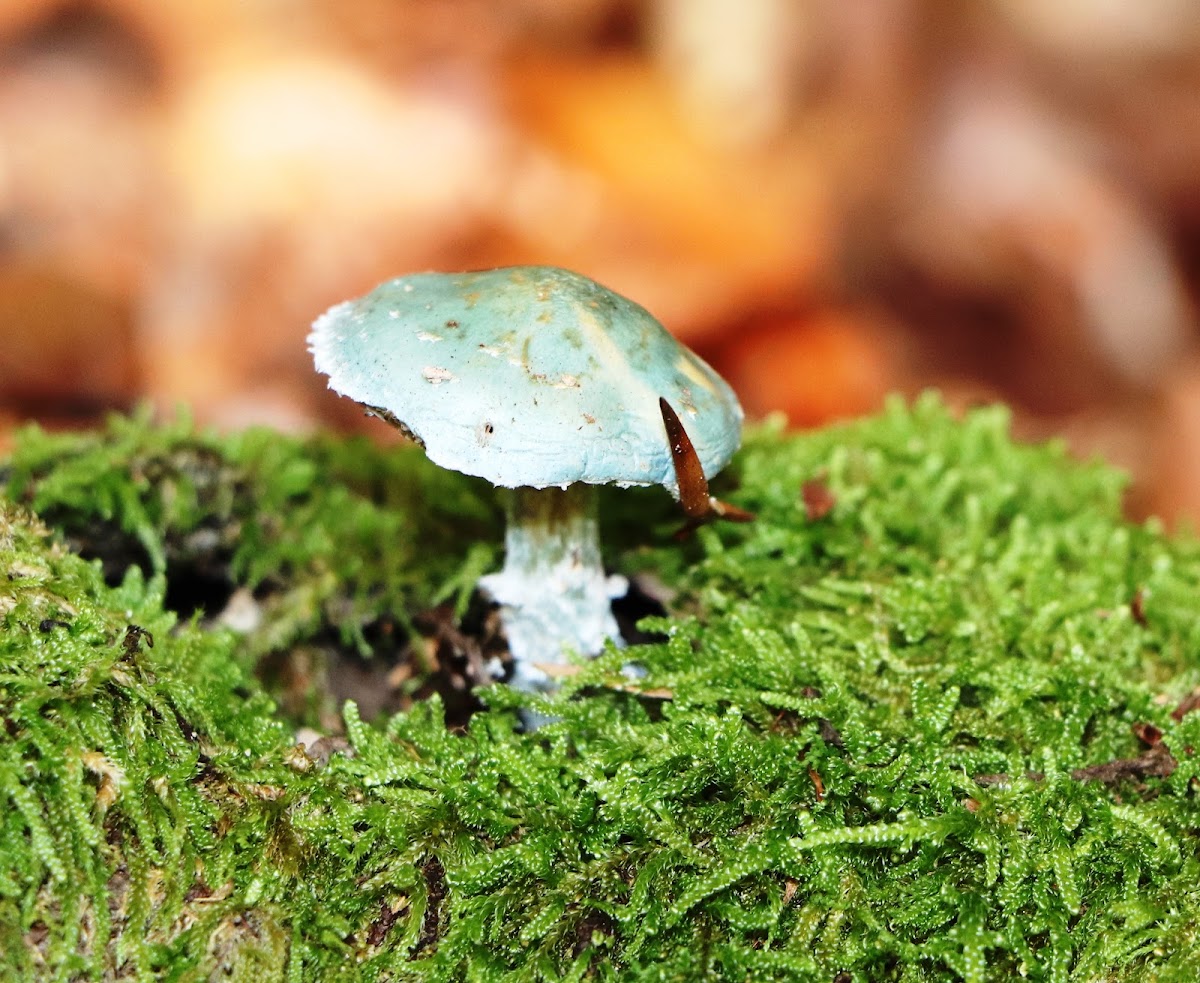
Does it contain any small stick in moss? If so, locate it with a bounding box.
[122,624,153,656]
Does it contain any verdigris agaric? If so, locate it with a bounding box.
[309,265,743,695]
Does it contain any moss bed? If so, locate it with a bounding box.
[1,394,1198,981]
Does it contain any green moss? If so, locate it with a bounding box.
[0,504,292,979]
[2,393,1199,980]
[3,407,504,722]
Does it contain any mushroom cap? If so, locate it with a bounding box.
[309,266,743,492]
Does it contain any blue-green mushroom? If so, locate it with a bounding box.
[309,266,742,694]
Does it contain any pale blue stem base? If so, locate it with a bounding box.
[480,484,627,702]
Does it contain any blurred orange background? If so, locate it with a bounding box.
[2,0,1199,522]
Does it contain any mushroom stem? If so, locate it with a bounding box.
[479,484,627,694]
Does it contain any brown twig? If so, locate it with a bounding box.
[973,692,1200,789]
[659,397,754,539]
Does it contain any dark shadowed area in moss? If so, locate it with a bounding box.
[2,393,1200,981]
[1,409,516,729]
